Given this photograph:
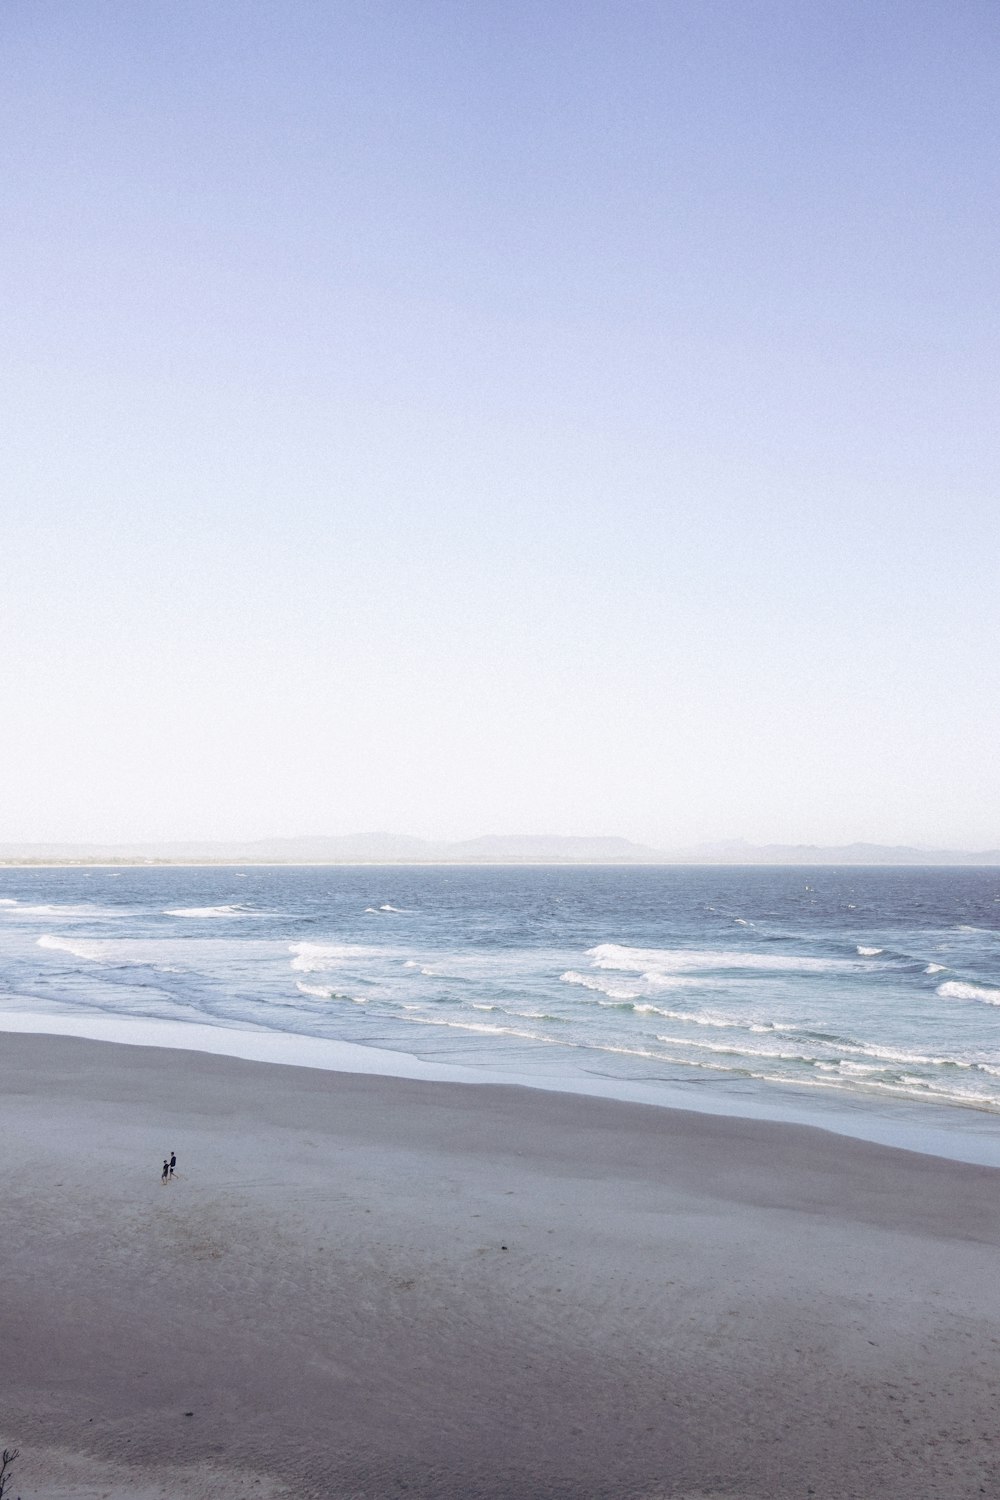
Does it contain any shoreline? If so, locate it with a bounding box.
[4,1006,1000,1169]
[4,1028,1000,1499]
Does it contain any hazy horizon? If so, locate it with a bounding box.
[4,2,997,849]
[3,828,1000,863]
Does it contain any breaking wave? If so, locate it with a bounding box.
[288,941,385,973]
[560,970,640,1001]
[295,981,366,1004]
[937,980,1000,1005]
[37,934,108,961]
[164,904,251,918]
[5,902,107,917]
[586,942,868,975]
[35,934,172,969]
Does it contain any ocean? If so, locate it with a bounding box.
[3,863,1000,1159]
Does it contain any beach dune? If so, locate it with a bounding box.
[4,1032,1000,1499]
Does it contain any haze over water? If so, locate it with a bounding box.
[3,864,1000,1153]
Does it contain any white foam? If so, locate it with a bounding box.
[857,946,883,956]
[403,1015,558,1044]
[295,981,366,1004]
[164,904,249,918]
[471,1002,555,1022]
[840,1041,1000,1076]
[288,941,380,973]
[560,970,641,1001]
[37,934,109,962]
[925,963,947,974]
[35,934,177,970]
[0,898,19,906]
[296,981,331,998]
[585,943,863,975]
[938,981,1000,1005]
[654,1034,816,1066]
[7,902,103,916]
[666,1007,780,1031]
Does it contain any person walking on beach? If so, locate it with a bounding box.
[161,1158,169,1184]
[169,1150,177,1179]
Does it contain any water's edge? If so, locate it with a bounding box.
[6,1007,1000,1170]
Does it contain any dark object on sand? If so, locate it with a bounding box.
[0,1446,20,1500]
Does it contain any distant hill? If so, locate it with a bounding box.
[1,835,998,866]
[0,832,666,864]
[677,840,1000,866]
[446,834,665,861]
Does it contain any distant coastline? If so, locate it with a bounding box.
[2,833,999,867]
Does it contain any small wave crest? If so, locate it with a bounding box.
[37,934,107,961]
[295,981,366,1004]
[6,902,104,916]
[164,904,250,918]
[857,946,883,956]
[288,941,380,973]
[403,1015,558,1045]
[938,980,1000,1005]
[471,1001,563,1022]
[585,942,865,976]
[560,970,641,1001]
[35,934,163,968]
[654,1033,821,1066]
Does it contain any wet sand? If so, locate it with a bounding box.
[3,1031,1000,1499]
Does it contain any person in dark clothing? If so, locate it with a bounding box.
[169,1151,177,1179]
[161,1159,169,1184]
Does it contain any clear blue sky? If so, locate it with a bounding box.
[2,1,998,847]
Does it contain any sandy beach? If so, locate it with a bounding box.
[4,1033,1000,1499]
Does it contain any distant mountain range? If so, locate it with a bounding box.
[1,834,999,865]
[0,833,664,864]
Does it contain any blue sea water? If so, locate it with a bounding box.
[3,864,1000,1153]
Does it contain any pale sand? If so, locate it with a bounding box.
[4,1034,1000,1499]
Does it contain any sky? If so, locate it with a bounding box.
[2,0,998,849]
